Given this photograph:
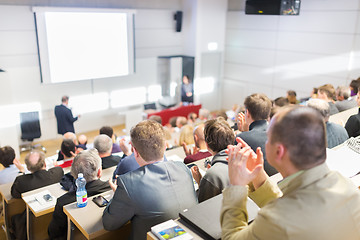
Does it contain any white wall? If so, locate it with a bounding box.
[0,3,188,155]
[222,0,360,110]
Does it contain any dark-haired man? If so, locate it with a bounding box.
[236,93,277,176]
[54,95,79,134]
[191,117,235,202]
[221,106,360,240]
[102,120,197,240]
[99,126,121,153]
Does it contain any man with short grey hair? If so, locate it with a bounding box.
[307,98,348,148]
[335,86,357,112]
[94,134,121,169]
[48,149,111,239]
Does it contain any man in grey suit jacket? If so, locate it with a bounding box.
[102,120,197,240]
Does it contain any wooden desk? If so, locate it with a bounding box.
[328,106,358,126]
[0,182,26,240]
[165,146,186,160]
[22,183,66,240]
[63,190,131,240]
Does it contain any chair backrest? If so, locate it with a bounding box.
[20,111,41,141]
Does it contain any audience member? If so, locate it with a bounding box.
[198,108,210,122]
[54,95,79,135]
[191,117,235,202]
[335,85,357,112]
[273,97,289,107]
[187,112,198,125]
[226,104,240,122]
[77,134,88,150]
[349,78,360,96]
[221,106,360,239]
[179,124,195,146]
[0,146,25,184]
[99,126,121,154]
[57,139,76,168]
[56,132,79,161]
[176,116,188,129]
[11,151,64,240]
[345,88,360,137]
[286,90,298,104]
[307,99,348,148]
[48,149,111,239]
[236,93,277,176]
[102,120,197,240]
[317,84,339,115]
[112,138,140,177]
[183,124,212,164]
[94,134,121,169]
[149,115,163,125]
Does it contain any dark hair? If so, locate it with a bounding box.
[350,79,360,94]
[244,93,272,121]
[0,146,15,168]
[99,126,113,138]
[274,97,289,107]
[270,106,326,169]
[204,117,235,153]
[61,139,76,158]
[169,117,178,128]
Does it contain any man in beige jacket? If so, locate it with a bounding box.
[221,106,360,240]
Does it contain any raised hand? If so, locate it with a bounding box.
[237,112,249,132]
[191,165,202,185]
[182,142,192,156]
[13,158,25,173]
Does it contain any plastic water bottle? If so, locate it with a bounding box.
[76,173,87,208]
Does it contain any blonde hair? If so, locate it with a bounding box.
[179,125,195,146]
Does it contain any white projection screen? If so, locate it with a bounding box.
[33,7,135,84]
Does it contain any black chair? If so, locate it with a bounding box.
[19,111,46,153]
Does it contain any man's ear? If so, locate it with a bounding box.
[194,134,199,143]
[275,143,286,163]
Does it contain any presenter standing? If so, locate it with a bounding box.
[181,75,194,106]
[54,96,79,135]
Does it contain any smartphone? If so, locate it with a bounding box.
[92,195,109,207]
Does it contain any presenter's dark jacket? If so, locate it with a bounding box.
[48,179,111,240]
[11,167,64,198]
[102,161,197,240]
[54,104,78,134]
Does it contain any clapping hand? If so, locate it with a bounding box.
[182,142,199,156]
[237,112,249,132]
[226,137,264,186]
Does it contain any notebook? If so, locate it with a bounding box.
[179,194,259,240]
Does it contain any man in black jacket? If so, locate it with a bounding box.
[48,149,111,239]
[54,95,79,135]
[236,93,277,176]
[11,150,64,240]
[93,134,121,169]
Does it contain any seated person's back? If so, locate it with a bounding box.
[48,149,111,239]
[11,150,64,198]
[103,120,197,240]
[94,134,121,169]
[236,93,277,176]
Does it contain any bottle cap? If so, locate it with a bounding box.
[78,173,83,178]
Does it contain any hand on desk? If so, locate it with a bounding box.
[226,137,268,188]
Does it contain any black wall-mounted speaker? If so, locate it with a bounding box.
[174,11,183,32]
